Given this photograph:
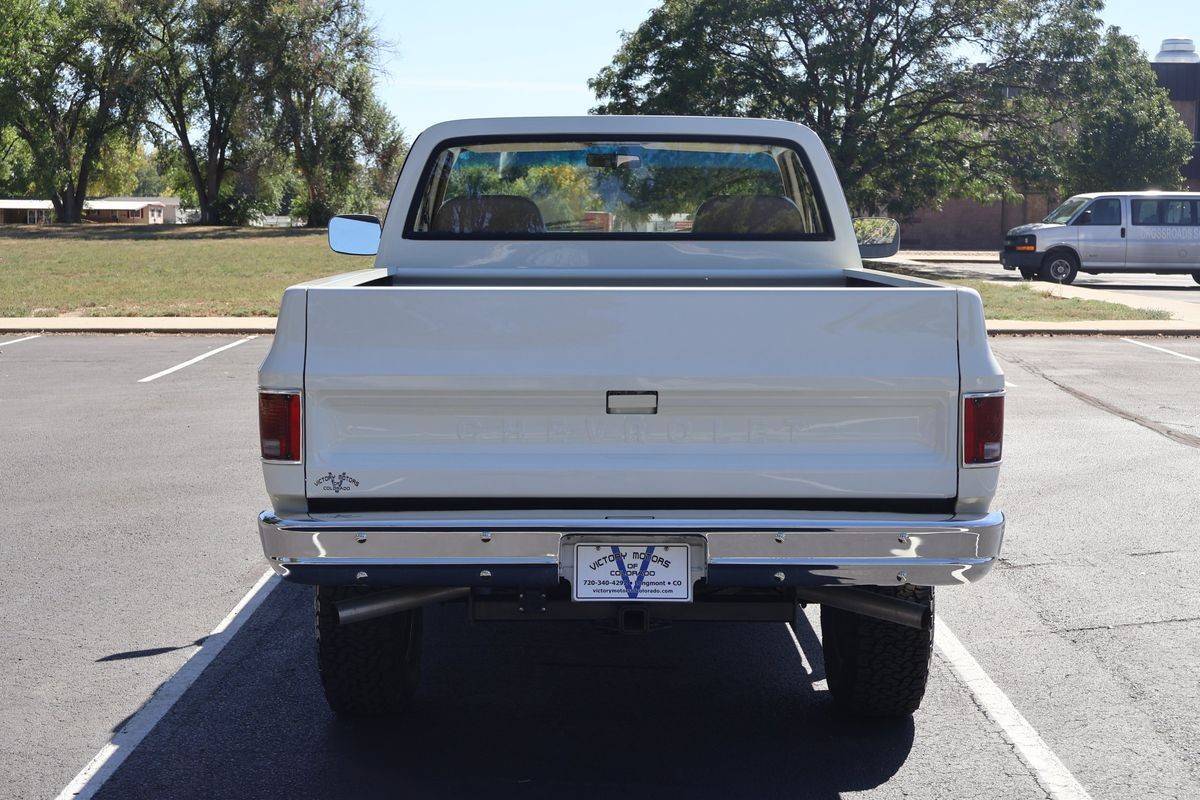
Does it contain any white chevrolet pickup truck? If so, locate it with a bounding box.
[256,116,1005,719]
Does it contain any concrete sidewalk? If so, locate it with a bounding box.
[900,250,999,263]
[0,316,276,334]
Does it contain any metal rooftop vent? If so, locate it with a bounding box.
[1153,38,1200,63]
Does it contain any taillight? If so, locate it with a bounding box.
[963,394,1004,465]
[259,391,301,462]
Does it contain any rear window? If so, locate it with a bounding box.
[406,138,830,239]
[1131,198,1198,226]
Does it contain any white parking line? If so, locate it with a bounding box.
[137,336,257,383]
[1120,337,1200,363]
[0,334,41,347]
[936,619,1094,800]
[785,616,1093,800]
[54,570,279,800]
[1005,380,1020,388]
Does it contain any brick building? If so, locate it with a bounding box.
[902,37,1200,250]
[1150,38,1200,190]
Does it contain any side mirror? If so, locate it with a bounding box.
[1075,210,1092,226]
[854,217,900,259]
[328,214,381,256]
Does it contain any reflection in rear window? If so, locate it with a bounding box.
[407,139,829,239]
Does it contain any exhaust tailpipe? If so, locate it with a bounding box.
[797,586,931,630]
[336,586,469,625]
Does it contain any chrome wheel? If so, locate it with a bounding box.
[1047,259,1072,280]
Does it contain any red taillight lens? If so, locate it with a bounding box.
[259,392,301,461]
[963,394,1004,465]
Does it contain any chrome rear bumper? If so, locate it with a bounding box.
[258,509,1004,588]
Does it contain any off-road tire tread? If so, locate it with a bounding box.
[315,586,422,716]
[821,585,933,718]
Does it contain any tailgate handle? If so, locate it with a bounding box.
[607,391,658,415]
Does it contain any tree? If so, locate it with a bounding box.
[0,0,145,222]
[261,0,405,226]
[1063,30,1194,194]
[139,0,262,224]
[87,136,167,195]
[0,127,37,195]
[590,0,1105,213]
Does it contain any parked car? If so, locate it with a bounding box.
[1002,191,1200,284]
[255,115,1006,719]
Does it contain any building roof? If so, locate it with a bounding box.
[85,199,166,211]
[1153,38,1200,64]
[0,198,173,212]
[103,196,182,206]
[0,199,53,210]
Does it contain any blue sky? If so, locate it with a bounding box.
[366,0,1195,137]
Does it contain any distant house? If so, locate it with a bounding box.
[84,198,168,224]
[0,199,53,224]
[0,196,183,225]
[99,196,183,224]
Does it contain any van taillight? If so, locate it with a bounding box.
[259,391,301,461]
[963,394,1004,465]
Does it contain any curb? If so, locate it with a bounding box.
[904,256,999,265]
[0,318,276,335]
[3,317,1196,337]
[866,256,999,267]
[987,325,1200,335]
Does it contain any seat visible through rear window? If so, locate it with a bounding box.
[432,195,545,234]
[691,195,806,235]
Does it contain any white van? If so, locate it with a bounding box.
[1001,192,1200,284]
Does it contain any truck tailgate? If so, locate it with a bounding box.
[302,285,960,502]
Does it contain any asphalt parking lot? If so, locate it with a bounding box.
[3,333,1198,799]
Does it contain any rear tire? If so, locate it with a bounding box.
[1040,251,1078,284]
[820,585,933,717]
[315,586,423,716]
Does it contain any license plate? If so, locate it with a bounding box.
[572,543,691,602]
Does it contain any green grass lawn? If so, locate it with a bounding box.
[868,264,1172,321]
[0,225,1173,321]
[0,225,359,317]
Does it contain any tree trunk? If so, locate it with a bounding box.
[305,203,333,228]
[302,167,333,227]
[197,196,219,225]
[199,144,225,225]
[55,188,83,223]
